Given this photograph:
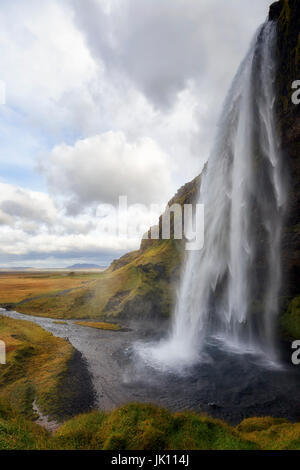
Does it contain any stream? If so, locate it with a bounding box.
[1,308,300,425]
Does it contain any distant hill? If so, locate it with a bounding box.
[66,264,102,270]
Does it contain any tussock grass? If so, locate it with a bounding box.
[237,417,300,450]
[0,316,73,420]
[50,404,257,451]
[1,399,300,450]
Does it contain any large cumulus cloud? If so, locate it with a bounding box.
[42,131,172,206]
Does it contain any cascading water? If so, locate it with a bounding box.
[137,20,287,371]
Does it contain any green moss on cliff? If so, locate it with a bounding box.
[281,296,300,339]
[273,0,300,338]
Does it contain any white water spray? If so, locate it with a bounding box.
[137,21,287,371]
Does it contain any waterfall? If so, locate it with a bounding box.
[137,20,287,371]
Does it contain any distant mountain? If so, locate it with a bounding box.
[66,263,102,270]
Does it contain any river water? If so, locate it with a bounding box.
[1,308,300,425]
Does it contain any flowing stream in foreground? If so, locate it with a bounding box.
[1,308,300,424]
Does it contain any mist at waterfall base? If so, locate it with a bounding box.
[135,20,287,373]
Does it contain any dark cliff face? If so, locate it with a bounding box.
[270,0,300,337]
[275,1,300,293]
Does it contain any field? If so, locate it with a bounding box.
[0,271,102,306]
[0,240,182,320]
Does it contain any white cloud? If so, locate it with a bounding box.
[43,131,173,206]
[0,183,57,226]
[70,0,271,108]
[0,0,100,137]
[0,181,162,266]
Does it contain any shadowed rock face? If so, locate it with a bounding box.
[272,0,300,304]
[269,0,284,20]
[268,1,300,340]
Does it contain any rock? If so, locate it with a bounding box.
[208,402,222,410]
[269,1,284,21]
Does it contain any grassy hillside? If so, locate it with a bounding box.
[0,316,94,421]
[1,400,300,450]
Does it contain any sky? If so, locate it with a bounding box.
[0,0,272,268]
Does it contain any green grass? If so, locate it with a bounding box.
[237,416,300,450]
[74,321,121,331]
[51,403,257,450]
[281,296,300,339]
[1,400,300,450]
[0,316,75,420]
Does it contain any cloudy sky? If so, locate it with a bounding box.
[0,0,271,268]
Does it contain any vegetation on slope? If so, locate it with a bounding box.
[0,399,50,450]
[1,400,300,450]
[281,296,300,339]
[51,404,257,451]
[11,240,182,319]
[0,316,94,421]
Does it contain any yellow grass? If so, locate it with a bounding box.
[13,240,181,319]
[0,316,73,420]
[0,272,99,303]
[74,321,121,331]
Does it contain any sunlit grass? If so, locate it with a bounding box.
[2,401,300,450]
[0,316,74,420]
[0,272,100,304]
[13,239,182,320]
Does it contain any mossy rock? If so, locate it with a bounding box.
[281,296,300,339]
